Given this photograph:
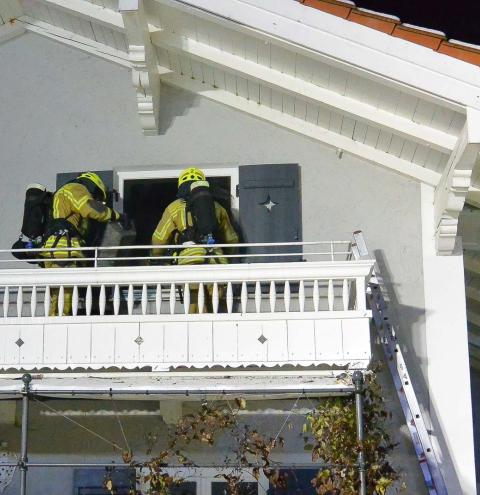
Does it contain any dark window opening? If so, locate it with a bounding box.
[73,468,135,495]
[267,468,318,495]
[124,176,232,250]
[212,481,258,495]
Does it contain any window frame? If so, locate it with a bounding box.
[115,166,239,217]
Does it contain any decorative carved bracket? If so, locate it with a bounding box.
[119,0,160,135]
[434,108,480,255]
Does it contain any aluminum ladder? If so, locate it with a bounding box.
[368,278,448,495]
[352,231,448,495]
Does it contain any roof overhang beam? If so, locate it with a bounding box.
[42,0,124,32]
[151,29,457,154]
[160,68,440,186]
[153,0,480,111]
[17,15,130,67]
[434,108,480,255]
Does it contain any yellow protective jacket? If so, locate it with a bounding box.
[42,182,120,259]
[151,198,239,265]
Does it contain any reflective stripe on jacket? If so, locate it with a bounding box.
[41,182,119,259]
[151,199,239,265]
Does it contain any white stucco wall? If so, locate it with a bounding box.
[0,31,472,493]
[420,185,476,494]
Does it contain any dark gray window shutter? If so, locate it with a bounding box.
[238,163,302,263]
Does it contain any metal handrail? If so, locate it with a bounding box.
[2,240,355,267]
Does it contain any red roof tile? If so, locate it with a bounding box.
[299,0,480,67]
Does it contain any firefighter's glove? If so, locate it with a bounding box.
[114,212,132,230]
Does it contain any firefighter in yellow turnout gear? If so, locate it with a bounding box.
[151,168,239,313]
[42,172,123,316]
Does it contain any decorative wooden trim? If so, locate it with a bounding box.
[155,0,480,111]
[160,69,441,186]
[43,0,124,32]
[151,30,457,154]
[120,0,160,135]
[17,16,130,67]
[434,108,480,255]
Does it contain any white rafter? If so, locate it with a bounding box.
[120,0,161,135]
[160,69,441,186]
[42,0,124,31]
[151,30,458,154]
[17,15,130,67]
[153,0,480,111]
[434,108,480,255]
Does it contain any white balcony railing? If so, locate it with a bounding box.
[0,241,374,371]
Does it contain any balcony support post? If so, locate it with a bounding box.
[19,373,32,495]
[353,370,367,495]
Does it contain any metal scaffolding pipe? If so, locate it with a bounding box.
[353,370,367,495]
[19,373,32,495]
[0,387,353,397]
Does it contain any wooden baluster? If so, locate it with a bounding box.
[113,285,120,316]
[86,285,92,316]
[355,277,366,311]
[141,284,148,315]
[198,282,205,314]
[16,286,23,317]
[44,286,50,317]
[30,286,37,317]
[169,283,176,314]
[299,280,305,313]
[58,285,64,316]
[155,284,161,315]
[99,284,106,316]
[313,280,319,312]
[212,282,219,314]
[240,282,247,314]
[342,278,349,310]
[127,284,134,315]
[184,283,190,315]
[255,281,261,313]
[72,285,78,316]
[328,279,334,311]
[226,282,233,314]
[284,281,290,313]
[269,281,276,313]
[3,287,9,318]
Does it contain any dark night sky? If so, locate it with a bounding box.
[354,0,480,45]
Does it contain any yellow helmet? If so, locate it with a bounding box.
[77,172,107,201]
[178,167,206,187]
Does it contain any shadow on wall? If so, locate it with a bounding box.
[158,84,200,135]
[470,367,480,489]
[373,249,465,494]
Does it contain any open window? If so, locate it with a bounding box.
[123,175,233,247]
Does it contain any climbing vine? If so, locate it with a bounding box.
[103,369,403,495]
[112,397,287,495]
[304,370,402,494]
